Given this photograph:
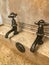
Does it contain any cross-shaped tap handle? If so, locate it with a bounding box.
[34,20,49,26]
[8,12,17,18]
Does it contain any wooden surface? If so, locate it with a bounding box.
[0,36,38,65]
[0,25,49,65]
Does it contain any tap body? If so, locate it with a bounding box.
[5,12,18,38]
[30,20,49,52]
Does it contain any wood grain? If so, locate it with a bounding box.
[0,25,49,65]
[0,35,38,65]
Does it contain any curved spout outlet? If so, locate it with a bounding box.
[5,28,18,38]
[30,36,43,52]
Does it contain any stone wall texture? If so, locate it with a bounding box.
[0,0,49,25]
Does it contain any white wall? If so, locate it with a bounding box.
[0,14,3,25]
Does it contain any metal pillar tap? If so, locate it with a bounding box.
[5,12,18,38]
[30,19,49,52]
